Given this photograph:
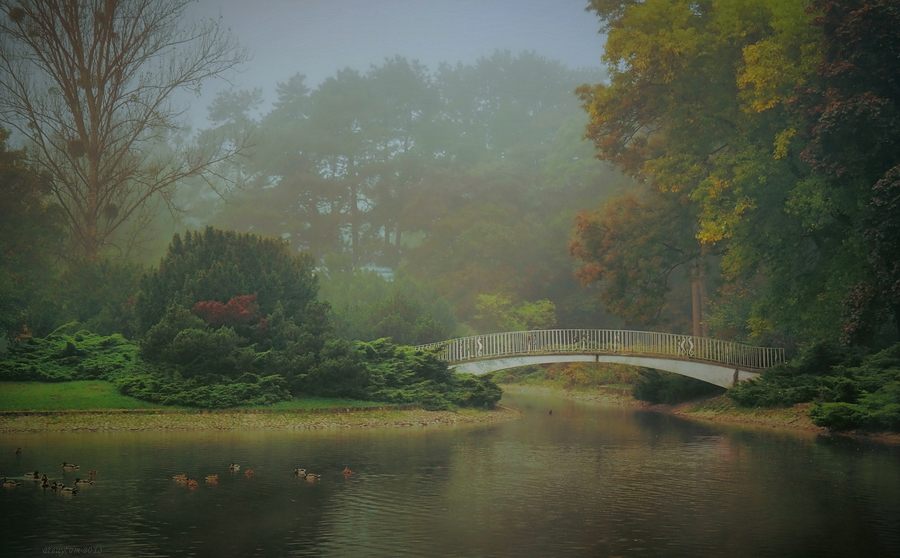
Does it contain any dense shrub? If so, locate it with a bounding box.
[728,341,868,408]
[730,341,900,432]
[632,370,725,405]
[115,372,290,408]
[0,324,142,382]
[134,227,318,334]
[302,339,502,410]
[446,374,504,408]
[0,324,292,408]
[302,338,372,399]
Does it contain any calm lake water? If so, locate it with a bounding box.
[2,392,899,557]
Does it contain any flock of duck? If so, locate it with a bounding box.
[7,447,354,495]
[172,462,354,488]
[3,451,97,495]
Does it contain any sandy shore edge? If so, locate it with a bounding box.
[0,405,522,433]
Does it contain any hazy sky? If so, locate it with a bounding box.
[187,0,606,124]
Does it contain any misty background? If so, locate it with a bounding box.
[184,0,607,125]
[156,0,625,340]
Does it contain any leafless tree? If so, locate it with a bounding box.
[0,0,249,261]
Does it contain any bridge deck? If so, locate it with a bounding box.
[416,329,784,371]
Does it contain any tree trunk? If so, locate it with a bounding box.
[691,279,702,338]
[699,265,709,337]
[348,157,358,267]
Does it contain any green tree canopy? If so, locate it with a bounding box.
[575,0,897,344]
[0,126,64,340]
[569,188,705,331]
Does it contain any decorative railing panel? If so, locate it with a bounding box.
[416,329,785,371]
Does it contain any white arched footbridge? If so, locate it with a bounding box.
[416,329,785,388]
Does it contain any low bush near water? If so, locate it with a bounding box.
[728,341,900,431]
[632,369,725,405]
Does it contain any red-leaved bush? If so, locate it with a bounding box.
[193,294,262,328]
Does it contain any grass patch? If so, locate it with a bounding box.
[0,381,412,413]
[675,394,819,429]
[0,381,166,411]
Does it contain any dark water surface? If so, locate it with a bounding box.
[2,392,899,557]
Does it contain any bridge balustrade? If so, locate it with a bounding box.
[416,329,785,371]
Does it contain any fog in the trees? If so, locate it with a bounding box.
[166,1,622,336]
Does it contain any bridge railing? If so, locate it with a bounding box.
[416,329,785,371]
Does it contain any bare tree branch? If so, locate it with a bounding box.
[0,0,249,261]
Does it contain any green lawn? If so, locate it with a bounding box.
[0,381,165,411]
[0,381,400,412]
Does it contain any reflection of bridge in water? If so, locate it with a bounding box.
[416,329,785,388]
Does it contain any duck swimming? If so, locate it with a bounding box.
[59,485,78,494]
[2,477,20,487]
[62,462,79,470]
[205,474,219,483]
[173,474,188,482]
[244,468,254,476]
[229,463,240,471]
[342,467,353,476]
[186,479,198,488]
[74,478,93,485]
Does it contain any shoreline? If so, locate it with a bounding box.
[503,384,900,445]
[3,385,897,444]
[0,405,522,433]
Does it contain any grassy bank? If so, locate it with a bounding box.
[0,381,522,433]
[0,381,401,413]
[0,381,164,411]
[663,394,824,431]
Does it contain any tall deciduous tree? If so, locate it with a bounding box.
[791,0,900,342]
[576,0,871,342]
[365,56,441,266]
[569,188,707,332]
[0,0,248,261]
